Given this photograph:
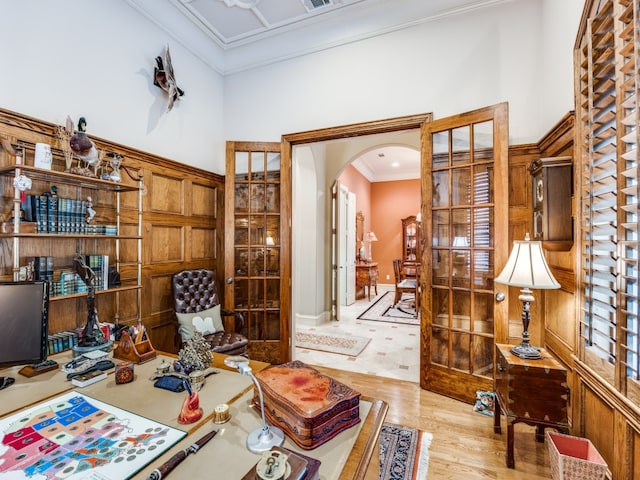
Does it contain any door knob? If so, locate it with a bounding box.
[226,277,233,284]
[495,292,505,302]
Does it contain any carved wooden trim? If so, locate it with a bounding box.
[283,113,432,144]
[537,111,575,155]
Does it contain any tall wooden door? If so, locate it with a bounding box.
[225,141,290,365]
[420,103,509,403]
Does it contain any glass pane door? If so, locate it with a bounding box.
[226,142,284,364]
[422,104,509,403]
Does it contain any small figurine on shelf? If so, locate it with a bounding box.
[109,153,123,183]
[54,116,75,171]
[85,196,96,223]
[178,379,203,424]
[69,117,100,177]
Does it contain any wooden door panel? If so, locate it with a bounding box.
[225,142,288,364]
[421,103,509,404]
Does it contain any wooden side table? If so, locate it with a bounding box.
[356,263,379,301]
[493,343,569,468]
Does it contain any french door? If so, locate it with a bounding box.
[225,141,290,365]
[421,103,509,403]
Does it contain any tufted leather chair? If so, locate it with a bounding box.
[172,269,248,356]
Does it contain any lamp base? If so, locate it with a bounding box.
[246,425,285,453]
[510,342,542,360]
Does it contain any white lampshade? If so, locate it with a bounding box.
[452,236,469,248]
[495,234,560,289]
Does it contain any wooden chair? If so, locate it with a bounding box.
[393,258,417,307]
[172,269,248,356]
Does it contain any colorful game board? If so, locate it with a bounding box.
[0,392,185,479]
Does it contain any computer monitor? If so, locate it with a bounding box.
[0,280,50,368]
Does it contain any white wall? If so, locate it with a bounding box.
[541,0,585,130]
[223,0,581,150]
[0,1,582,175]
[0,0,224,172]
[292,144,327,326]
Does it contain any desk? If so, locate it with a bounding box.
[493,344,569,468]
[0,351,386,479]
[356,262,378,301]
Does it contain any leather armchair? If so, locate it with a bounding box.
[172,269,248,356]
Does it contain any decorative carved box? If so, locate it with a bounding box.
[253,360,361,449]
[494,344,569,468]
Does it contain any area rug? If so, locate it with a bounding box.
[380,423,432,480]
[295,330,370,356]
[357,291,418,325]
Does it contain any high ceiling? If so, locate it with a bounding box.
[127,0,498,74]
[126,0,495,180]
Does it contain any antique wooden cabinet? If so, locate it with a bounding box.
[355,262,378,301]
[493,343,569,468]
[400,215,419,276]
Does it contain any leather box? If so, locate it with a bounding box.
[253,360,361,450]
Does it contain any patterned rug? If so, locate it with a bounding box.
[357,291,418,325]
[380,423,432,479]
[295,330,370,356]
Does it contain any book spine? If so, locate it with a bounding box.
[46,256,53,281]
[36,195,47,233]
[102,255,109,290]
[47,195,57,233]
[22,194,33,222]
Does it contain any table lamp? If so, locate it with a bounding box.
[365,231,378,262]
[495,233,560,359]
[223,355,285,453]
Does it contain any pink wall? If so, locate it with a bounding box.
[339,163,421,284]
[371,180,420,282]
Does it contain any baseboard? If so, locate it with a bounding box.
[295,311,331,327]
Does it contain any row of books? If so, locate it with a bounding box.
[47,322,115,355]
[20,193,117,235]
[26,254,110,296]
[48,330,81,355]
[25,256,53,281]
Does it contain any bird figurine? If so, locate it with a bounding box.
[154,45,185,111]
[69,117,99,170]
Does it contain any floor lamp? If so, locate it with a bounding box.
[495,233,560,359]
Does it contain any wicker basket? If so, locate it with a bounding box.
[546,431,607,480]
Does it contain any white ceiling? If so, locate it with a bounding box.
[126,0,495,180]
[127,0,499,74]
[351,145,420,182]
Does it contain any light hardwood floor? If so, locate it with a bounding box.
[296,287,553,479]
[315,365,553,480]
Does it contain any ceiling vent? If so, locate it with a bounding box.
[302,0,333,12]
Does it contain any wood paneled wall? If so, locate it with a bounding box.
[537,111,640,479]
[0,108,224,354]
[535,112,577,428]
[508,112,576,430]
